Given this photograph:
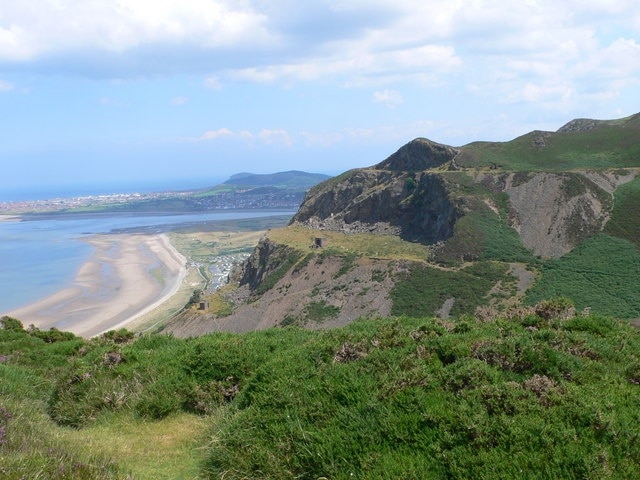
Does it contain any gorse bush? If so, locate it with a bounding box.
[201,312,640,479]
[2,307,640,479]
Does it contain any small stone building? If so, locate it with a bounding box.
[313,237,327,248]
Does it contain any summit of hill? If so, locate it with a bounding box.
[166,112,640,336]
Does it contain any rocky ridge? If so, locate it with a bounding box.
[166,113,640,336]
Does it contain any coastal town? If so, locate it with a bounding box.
[0,188,307,215]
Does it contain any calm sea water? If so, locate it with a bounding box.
[0,210,294,314]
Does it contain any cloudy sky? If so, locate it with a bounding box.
[1,0,639,198]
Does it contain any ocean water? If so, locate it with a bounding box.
[0,210,294,314]
[0,178,225,203]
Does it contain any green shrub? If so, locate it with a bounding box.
[304,300,340,323]
[0,316,24,332]
[100,328,135,344]
[27,326,78,343]
[135,380,183,419]
[5,305,640,479]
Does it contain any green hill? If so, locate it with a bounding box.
[224,170,331,189]
[5,113,640,479]
[456,113,640,171]
[198,170,331,196]
[3,308,640,479]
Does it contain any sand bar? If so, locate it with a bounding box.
[7,233,187,337]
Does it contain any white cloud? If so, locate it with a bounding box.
[0,1,274,62]
[189,127,291,146]
[170,96,188,105]
[257,129,293,147]
[0,0,638,119]
[204,76,222,90]
[373,89,403,108]
[505,82,576,107]
[0,80,14,92]
[225,43,461,87]
[198,128,236,140]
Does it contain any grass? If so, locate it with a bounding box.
[268,225,431,262]
[304,300,341,323]
[62,412,212,479]
[3,309,640,479]
[456,114,640,171]
[525,234,640,318]
[168,230,266,260]
[604,175,640,248]
[390,261,511,317]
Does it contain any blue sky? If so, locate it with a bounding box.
[1,0,639,198]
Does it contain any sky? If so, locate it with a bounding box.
[0,0,639,199]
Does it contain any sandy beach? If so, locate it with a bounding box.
[7,233,187,338]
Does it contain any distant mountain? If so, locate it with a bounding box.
[189,170,331,209]
[12,170,331,215]
[221,170,331,190]
[168,112,640,336]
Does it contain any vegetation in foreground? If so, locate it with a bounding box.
[2,304,640,479]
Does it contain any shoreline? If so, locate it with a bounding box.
[6,233,187,338]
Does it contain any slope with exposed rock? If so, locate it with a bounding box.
[165,113,640,337]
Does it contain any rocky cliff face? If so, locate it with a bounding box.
[233,236,298,290]
[290,139,460,244]
[292,135,635,258]
[478,171,633,257]
[375,138,459,171]
[165,115,640,337]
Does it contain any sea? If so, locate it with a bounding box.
[0,209,295,314]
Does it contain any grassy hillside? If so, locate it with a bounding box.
[523,175,640,319]
[604,175,640,247]
[391,261,512,317]
[198,170,330,196]
[456,113,640,171]
[3,309,640,479]
[525,234,640,318]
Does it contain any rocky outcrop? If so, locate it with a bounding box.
[291,171,459,244]
[234,237,299,290]
[478,170,636,258]
[164,251,399,336]
[375,138,459,171]
[291,144,460,245]
[504,173,611,257]
[557,118,606,133]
